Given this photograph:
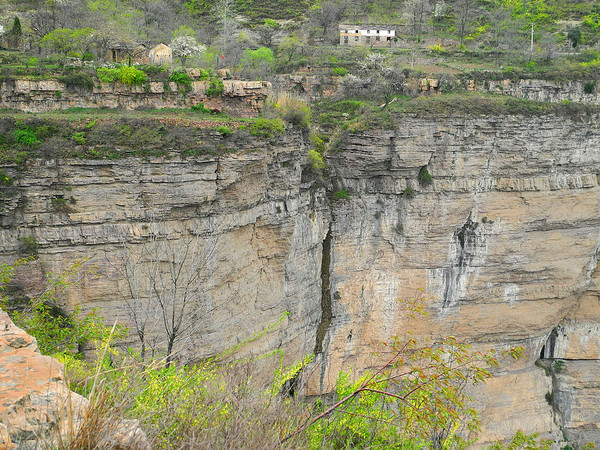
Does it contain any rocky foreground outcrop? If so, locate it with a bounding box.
[0,309,148,449]
[0,110,598,445]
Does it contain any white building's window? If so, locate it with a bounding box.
[354,36,359,41]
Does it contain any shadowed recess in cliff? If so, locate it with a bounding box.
[441,217,479,308]
[314,224,332,354]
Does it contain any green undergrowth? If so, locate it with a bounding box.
[0,114,279,165]
[0,258,560,449]
[316,93,599,137]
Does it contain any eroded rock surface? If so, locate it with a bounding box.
[0,309,148,449]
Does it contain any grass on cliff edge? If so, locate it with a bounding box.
[316,93,600,133]
[0,106,252,124]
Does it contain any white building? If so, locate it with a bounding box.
[339,25,396,47]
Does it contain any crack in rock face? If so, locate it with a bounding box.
[442,217,479,308]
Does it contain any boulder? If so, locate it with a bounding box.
[0,309,149,449]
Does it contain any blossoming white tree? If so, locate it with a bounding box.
[170,35,205,66]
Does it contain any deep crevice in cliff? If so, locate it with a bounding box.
[442,217,478,308]
[314,224,333,354]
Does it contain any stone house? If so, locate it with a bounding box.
[108,42,149,65]
[339,25,396,47]
[149,43,173,65]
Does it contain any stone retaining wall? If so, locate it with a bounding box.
[0,79,271,117]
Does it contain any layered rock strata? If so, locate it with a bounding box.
[0,129,327,373]
[313,113,600,444]
[0,112,599,444]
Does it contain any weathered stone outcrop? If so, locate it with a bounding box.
[0,309,148,449]
[0,112,599,445]
[0,79,270,117]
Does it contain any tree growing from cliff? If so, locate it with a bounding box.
[113,225,220,365]
[283,294,527,448]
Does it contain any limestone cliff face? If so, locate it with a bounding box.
[1,112,599,444]
[314,113,600,444]
[0,129,328,373]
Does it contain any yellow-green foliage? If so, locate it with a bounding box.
[275,93,311,130]
[97,66,147,85]
[308,149,325,170]
[0,259,122,357]
[249,118,285,138]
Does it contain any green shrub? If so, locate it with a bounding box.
[0,259,120,356]
[206,78,224,97]
[118,66,147,85]
[332,67,348,76]
[276,93,311,130]
[169,70,192,89]
[0,170,12,186]
[215,125,233,137]
[418,167,433,186]
[403,186,415,199]
[13,124,40,146]
[191,103,211,113]
[58,72,95,91]
[35,124,59,140]
[97,66,147,85]
[198,68,211,80]
[334,189,350,200]
[72,131,86,145]
[428,43,448,55]
[96,67,120,83]
[249,118,285,138]
[584,81,596,94]
[308,149,325,170]
[17,237,38,257]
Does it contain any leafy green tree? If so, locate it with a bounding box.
[10,17,21,37]
[277,33,302,64]
[567,27,582,50]
[9,17,21,49]
[240,46,275,77]
[172,24,196,38]
[41,27,95,57]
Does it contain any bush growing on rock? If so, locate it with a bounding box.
[249,118,285,138]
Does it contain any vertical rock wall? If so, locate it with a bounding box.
[1,112,600,444]
[313,113,600,444]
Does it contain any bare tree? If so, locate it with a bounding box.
[112,224,220,365]
[402,0,431,41]
[310,1,345,41]
[212,0,239,68]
